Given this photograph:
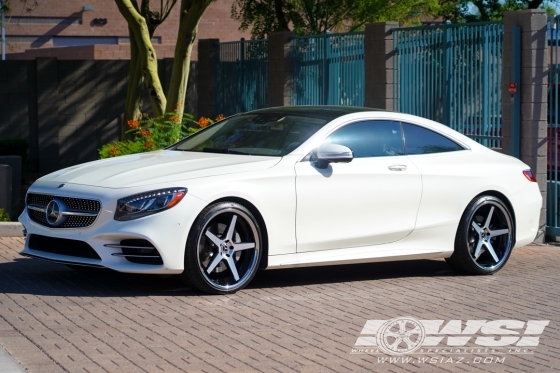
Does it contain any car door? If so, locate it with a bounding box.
[294,120,422,253]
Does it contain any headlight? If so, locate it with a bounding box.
[115,188,187,221]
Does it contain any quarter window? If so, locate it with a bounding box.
[324,120,404,158]
[402,123,464,155]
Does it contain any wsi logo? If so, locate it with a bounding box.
[353,317,549,356]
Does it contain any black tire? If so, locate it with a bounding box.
[180,201,262,294]
[446,195,514,275]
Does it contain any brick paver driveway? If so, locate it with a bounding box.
[0,237,559,372]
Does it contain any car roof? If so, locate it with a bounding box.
[248,106,383,121]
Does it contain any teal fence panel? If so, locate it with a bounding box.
[216,38,268,116]
[393,22,503,148]
[291,32,364,106]
[548,18,560,235]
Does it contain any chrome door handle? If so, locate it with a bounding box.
[388,165,407,171]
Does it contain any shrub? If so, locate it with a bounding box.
[99,111,220,159]
[0,208,10,222]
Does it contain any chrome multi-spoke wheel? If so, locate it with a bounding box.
[446,196,514,275]
[182,202,262,294]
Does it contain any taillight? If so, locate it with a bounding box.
[523,169,537,182]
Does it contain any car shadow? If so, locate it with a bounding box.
[0,255,459,297]
[251,259,457,289]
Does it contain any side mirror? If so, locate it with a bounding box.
[315,143,354,169]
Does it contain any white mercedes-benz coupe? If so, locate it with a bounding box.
[20,106,542,294]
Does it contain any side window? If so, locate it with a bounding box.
[324,120,404,158]
[402,123,464,155]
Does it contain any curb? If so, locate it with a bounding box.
[0,345,25,373]
[0,222,24,237]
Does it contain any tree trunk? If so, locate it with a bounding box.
[165,0,209,118]
[115,0,166,117]
[122,27,144,140]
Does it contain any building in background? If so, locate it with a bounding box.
[4,0,249,59]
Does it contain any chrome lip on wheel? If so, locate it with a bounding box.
[467,200,513,271]
[196,208,260,292]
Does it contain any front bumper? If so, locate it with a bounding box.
[19,182,207,274]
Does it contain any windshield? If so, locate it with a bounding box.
[172,112,330,156]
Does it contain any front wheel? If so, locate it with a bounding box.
[446,195,514,275]
[181,202,262,294]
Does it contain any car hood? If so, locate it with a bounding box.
[38,150,281,188]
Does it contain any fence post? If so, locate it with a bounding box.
[503,10,548,242]
[267,31,295,107]
[240,38,245,112]
[364,22,399,110]
[197,38,219,118]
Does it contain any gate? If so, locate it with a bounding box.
[215,38,268,116]
[393,22,503,148]
[290,32,365,106]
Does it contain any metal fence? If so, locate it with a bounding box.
[548,19,560,235]
[215,38,268,116]
[393,22,503,148]
[290,32,365,106]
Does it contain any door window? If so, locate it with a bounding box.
[402,123,464,155]
[324,120,404,158]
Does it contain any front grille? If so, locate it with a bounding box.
[28,234,102,260]
[27,193,101,228]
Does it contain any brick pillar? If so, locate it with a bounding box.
[36,58,60,173]
[267,31,294,107]
[364,22,398,110]
[197,39,218,118]
[503,10,548,242]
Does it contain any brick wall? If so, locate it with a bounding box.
[4,0,250,60]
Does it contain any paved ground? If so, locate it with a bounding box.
[0,237,559,373]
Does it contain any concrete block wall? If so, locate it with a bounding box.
[502,10,548,242]
[364,22,398,110]
[197,39,219,119]
[267,32,295,107]
[0,61,34,141]
[56,60,127,170]
[7,44,180,60]
[0,58,198,173]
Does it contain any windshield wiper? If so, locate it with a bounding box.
[202,147,252,155]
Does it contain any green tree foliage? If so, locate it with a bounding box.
[0,0,38,15]
[232,0,438,39]
[437,0,556,22]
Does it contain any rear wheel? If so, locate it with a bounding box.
[446,195,514,275]
[181,202,262,294]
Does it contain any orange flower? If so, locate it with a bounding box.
[170,115,181,123]
[215,114,224,121]
[144,140,155,149]
[127,119,139,129]
[109,146,119,156]
[140,128,152,137]
[197,117,210,128]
